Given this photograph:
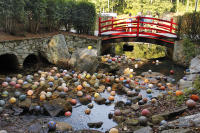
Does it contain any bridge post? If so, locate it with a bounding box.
[98,17,101,36]
[136,16,140,37]
[170,18,173,33]
[111,17,114,30]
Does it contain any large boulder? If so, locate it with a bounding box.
[42,34,70,65]
[69,48,99,73]
[190,55,200,73]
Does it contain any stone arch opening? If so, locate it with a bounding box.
[0,54,19,73]
[23,54,39,68]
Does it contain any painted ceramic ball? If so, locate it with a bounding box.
[63,70,67,73]
[27,90,34,96]
[53,67,57,71]
[148,84,153,88]
[48,121,56,131]
[107,87,112,92]
[2,91,9,97]
[48,82,54,87]
[0,100,6,107]
[85,95,92,100]
[72,71,75,74]
[108,96,115,101]
[62,83,67,87]
[110,91,116,96]
[146,89,152,94]
[141,109,151,116]
[151,98,157,104]
[186,99,196,108]
[34,73,39,77]
[10,81,16,86]
[147,94,153,98]
[19,95,26,101]
[77,85,83,91]
[5,77,11,82]
[125,84,130,88]
[40,77,45,81]
[94,93,100,98]
[85,108,91,115]
[114,109,121,116]
[15,84,21,89]
[148,70,152,73]
[70,99,77,105]
[160,120,168,126]
[14,91,21,97]
[40,91,46,96]
[40,81,45,86]
[46,92,52,98]
[107,59,112,63]
[65,111,72,117]
[109,128,119,133]
[170,70,174,75]
[77,91,83,97]
[50,70,55,73]
[9,97,17,104]
[12,77,17,81]
[183,77,187,81]
[139,116,148,126]
[17,79,24,84]
[40,94,46,101]
[125,100,132,106]
[63,87,69,92]
[105,99,111,105]
[2,82,8,87]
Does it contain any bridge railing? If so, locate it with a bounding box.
[98,16,177,38]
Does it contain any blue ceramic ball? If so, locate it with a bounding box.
[107,59,112,63]
[0,100,5,107]
[14,91,21,97]
[105,100,111,105]
[48,121,56,131]
[54,76,58,80]
[6,77,11,82]
[146,94,152,99]
[34,105,41,112]
[125,84,130,88]
[48,82,54,87]
[23,81,28,85]
[126,100,132,106]
[160,120,168,125]
[72,71,75,74]
[186,69,190,72]
[123,80,127,83]
[183,77,187,81]
[19,94,26,101]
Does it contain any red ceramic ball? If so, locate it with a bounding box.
[170,70,174,75]
[15,84,21,89]
[85,95,92,100]
[65,111,72,117]
[141,109,151,116]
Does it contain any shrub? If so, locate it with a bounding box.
[177,12,200,42]
[73,0,96,34]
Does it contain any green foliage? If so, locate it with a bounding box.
[182,38,200,64]
[73,0,96,34]
[175,95,186,106]
[193,75,200,90]
[177,12,200,41]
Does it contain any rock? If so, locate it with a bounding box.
[189,55,200,73]
[69,48,99,73]
[0,130,8,133]
[43,98,72,117]
[19,98,32,109]
[115,101,125,108]
[152,115,165,125]
[28,121,48,133]
[168,113,200,128]
[113,116,126,123]
[134,126,153,133]
[131,104,140,111]
[161,128,192,133]
[121,109,131,115]
[56,122,73,131]
[94,97,106,105]
[87,122,103,128]
[42,34,70,65]
[79,97,91,105]
[141,72,164,78]
[126,118,139,126]
[178,79,193,89]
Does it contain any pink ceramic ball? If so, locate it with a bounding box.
[50,70,55,73]
[85,95,92,100]
[56,73,61,78]
[10,81,16,86]
[65,111,72,117]
[70,99,77,105]
[114,109,121,116]
[17,79,24,84]
[15,84,21,89]
[186,99,196,108]
[63,87,69,92]
[2,82,8,87]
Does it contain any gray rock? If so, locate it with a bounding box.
[0,130,8,133]
[134,126,153,133]
[152,115,165,125]
[161,128,192,133]
[43,103,63,117]
[178,79,193,89]
[42,34,70,64]
[87,122,103,128]
[19,98,32,109]
[56,122,73,131]
[141,72,164,78]
[79,97,91,105]
[69,48,99,73]
[94,97,106,105]
[190,55,200,73]
[168,113,200,128]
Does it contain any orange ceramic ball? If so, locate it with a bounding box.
[151,98,157,104]
[40,94,46,101]
[143,98,148,103]
[144,79,149,83]
[108,96,115,101]
[77,85,83,91]
[70,99,77,105]
[157,83,162,87]
[85,108,91,115]
[27,90,34,96]
[160,86,166,90]
[119,77,124,81]
[190,94,199,101]
[176,90,183,96]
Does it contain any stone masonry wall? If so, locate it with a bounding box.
[0,34,101,68]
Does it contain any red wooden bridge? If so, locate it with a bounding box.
[98,16,178,47]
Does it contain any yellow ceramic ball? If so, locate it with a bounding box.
[88,46,92,50]
[9,97,17,104]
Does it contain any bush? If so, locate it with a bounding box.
[57,0,76,31]
[73,0,96,34]
[177,12,200,42]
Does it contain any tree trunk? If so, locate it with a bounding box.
[177,0,179,13]
[186,0,189,12]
